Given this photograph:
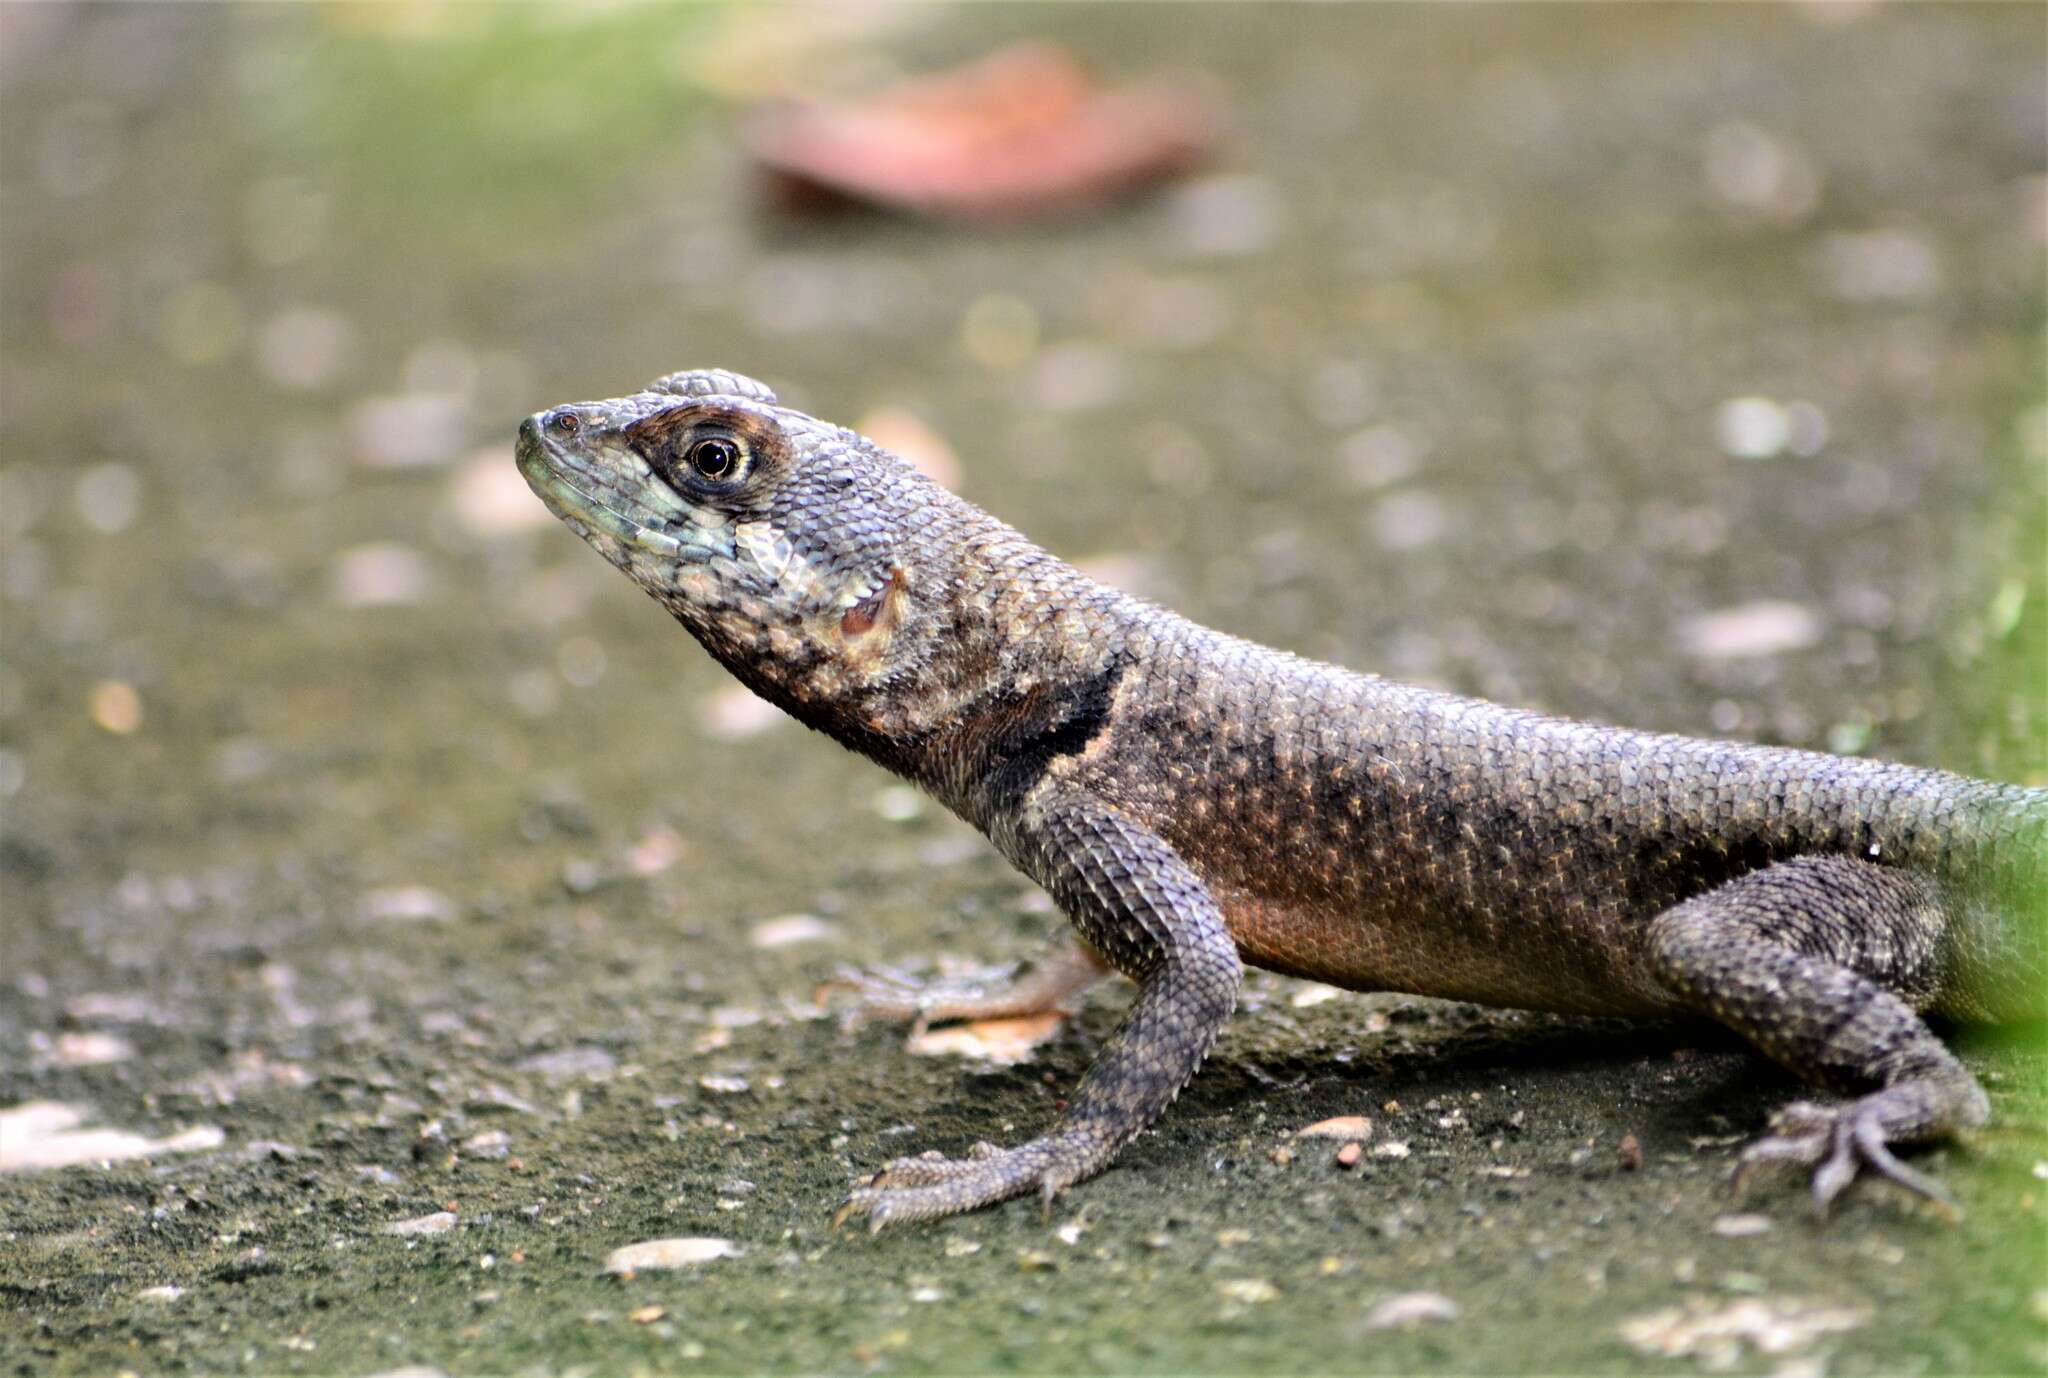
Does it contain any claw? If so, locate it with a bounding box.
[1850,1117,1957,1214]
[1809,1132,1859,1217]
[1732,1095,1961,1219]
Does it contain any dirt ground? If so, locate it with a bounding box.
[2,5,2044,1375]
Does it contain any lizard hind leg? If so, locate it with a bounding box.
[1644,855,1988,1216]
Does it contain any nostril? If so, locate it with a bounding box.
[519,414,542,443]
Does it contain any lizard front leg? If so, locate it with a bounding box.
[1645,855,1988,1214]
[834,791,1243,1230]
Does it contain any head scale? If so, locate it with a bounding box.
[515,368,962,721]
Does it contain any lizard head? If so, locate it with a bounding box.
[516,367,963,718]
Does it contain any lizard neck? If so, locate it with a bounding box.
[694,505,1136,828]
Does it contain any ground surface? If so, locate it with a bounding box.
[2,5,2044,1375]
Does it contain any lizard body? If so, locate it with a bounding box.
[517,368,2045,1227]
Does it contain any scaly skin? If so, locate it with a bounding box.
[517,368,2046,1228]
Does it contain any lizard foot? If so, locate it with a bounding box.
[820,939,1109,1033]
[816,962,1007,1032]
[832,1132,1097,1231]
[1731,1098,1957,1218]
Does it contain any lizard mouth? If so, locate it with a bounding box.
[517,425,688,558]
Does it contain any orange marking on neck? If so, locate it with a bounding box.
[841,567,901,636]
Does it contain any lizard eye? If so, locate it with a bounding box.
[549,411,580,435]
[688,436,746,483]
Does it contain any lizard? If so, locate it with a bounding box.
[515,366,2045,1230]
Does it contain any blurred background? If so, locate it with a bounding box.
[2,5,2043,1374]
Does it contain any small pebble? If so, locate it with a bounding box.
[749,914,838,949]
[1714,397,1791,460]
[1372,1141,1410,1159]
[1364,1291,1459,1329]
[0,1102,223,1172]
[626,828,684,877]
[1711,1213,1774,1238]
[1620,1297,1867,1364]
[88,680,142,734]
[1678,601,1822,660]
[1335,1142,1363,1168]
[629,1305,666,1325]
[517,1046,617,1080]
[136,1285,184,1304]
[382,1212,457,1237]
[360,887,456,924]
[604,1238,738,1274]
[1219,1278,1279,1304]
[50,1031,134,1066]
[1618,1133,1643,1171]
[1298,1115,1373,1141]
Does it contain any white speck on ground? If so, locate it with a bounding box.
[603,1237,739,1274]
[381,1212,457,1237]
[1620,1297,1869,1369]
[749,913,839,948]
[359,886,456,924]
[1678,601,1824,660]
[0,1101,224,1172]
[1364,1291,1460,1329]
[1711,1213,1774,1237]
[1296,1116,1373,1140]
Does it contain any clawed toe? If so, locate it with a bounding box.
[831,1134,1096,1231]
[1731,1099,1957,1217]
[862,1144,1006,1189]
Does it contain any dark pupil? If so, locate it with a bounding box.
[691,438,738,480]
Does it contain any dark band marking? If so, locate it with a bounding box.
[980,659,1126,819]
